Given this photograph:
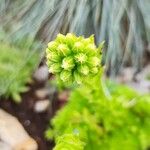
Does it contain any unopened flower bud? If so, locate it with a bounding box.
[49,63,62,73]
[74,71,82,84]
[61,57,75,71]
[46,33,103,85]
[90,67,98,74]
[78,65,89,75]
[75,53,87,64]
[86,44,97,55]
[56,34,66,43]
[47,52,61,62]
[88,57,100,67]
[60,70,72,82]
[66,33,76,45]
[57,44,71,56]
[48,41,58,51]
[73,42,84,53]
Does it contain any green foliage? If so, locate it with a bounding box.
[47,76,150,149]
[46,33,103,85]
[45,33,150,149]
[53,134,85,150]
[0,42,40,102]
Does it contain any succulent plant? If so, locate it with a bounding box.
[46,33,103,84]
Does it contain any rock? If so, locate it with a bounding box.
[33,65,49,82]
[35,88,50,99]
[34,100,50,113]
[116,67,135,83]
[127,80,150,94]
[136,65,150,81]
[0,141,11,150]
[0,109,38,150]
[58,90,70,102]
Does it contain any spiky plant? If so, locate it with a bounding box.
[0,0,149,103]
[46,33,103,85]
[0,0,150,75]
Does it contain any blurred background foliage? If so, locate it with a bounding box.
[0,0,150,99]
[0,0,150,76]
[0,41,41,102]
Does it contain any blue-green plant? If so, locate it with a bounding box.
[1,0,150,75]
[45,33,150,150]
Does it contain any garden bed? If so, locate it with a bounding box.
[0,79,57,150]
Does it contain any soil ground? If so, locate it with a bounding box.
[0,80,58,150]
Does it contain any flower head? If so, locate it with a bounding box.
[46,33,103,84]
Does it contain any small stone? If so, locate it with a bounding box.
[0,109,38,150]
[0,141,11,150]
[34,100,50,113]
[33,65,49,82]
[35,88,50,99]
[117,67,135,83]
[136,65,150,81]
[58,90,70,102]
[127,80,150,94]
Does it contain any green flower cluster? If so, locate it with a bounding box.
[54,134,84,150]
[46,33,102,84]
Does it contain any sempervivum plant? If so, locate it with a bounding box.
[46,33,103,85]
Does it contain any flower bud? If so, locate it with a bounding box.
[61,57,75,71]
[74,71,82,84]
[78,65,89,75]
[75,53,87,64]
[48,41,58,51]
[60,70,72,82]
[47,51,61,62]
[49,63,62,73]
[88,56,100,67]
[90,67,98,74]
[66,33,76,45]
[86,44,97,55]
[46,60,53,68]
[57,44,71,56]
[56,33,66,43]
[73,42,84,53]
[46,33,103,85]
